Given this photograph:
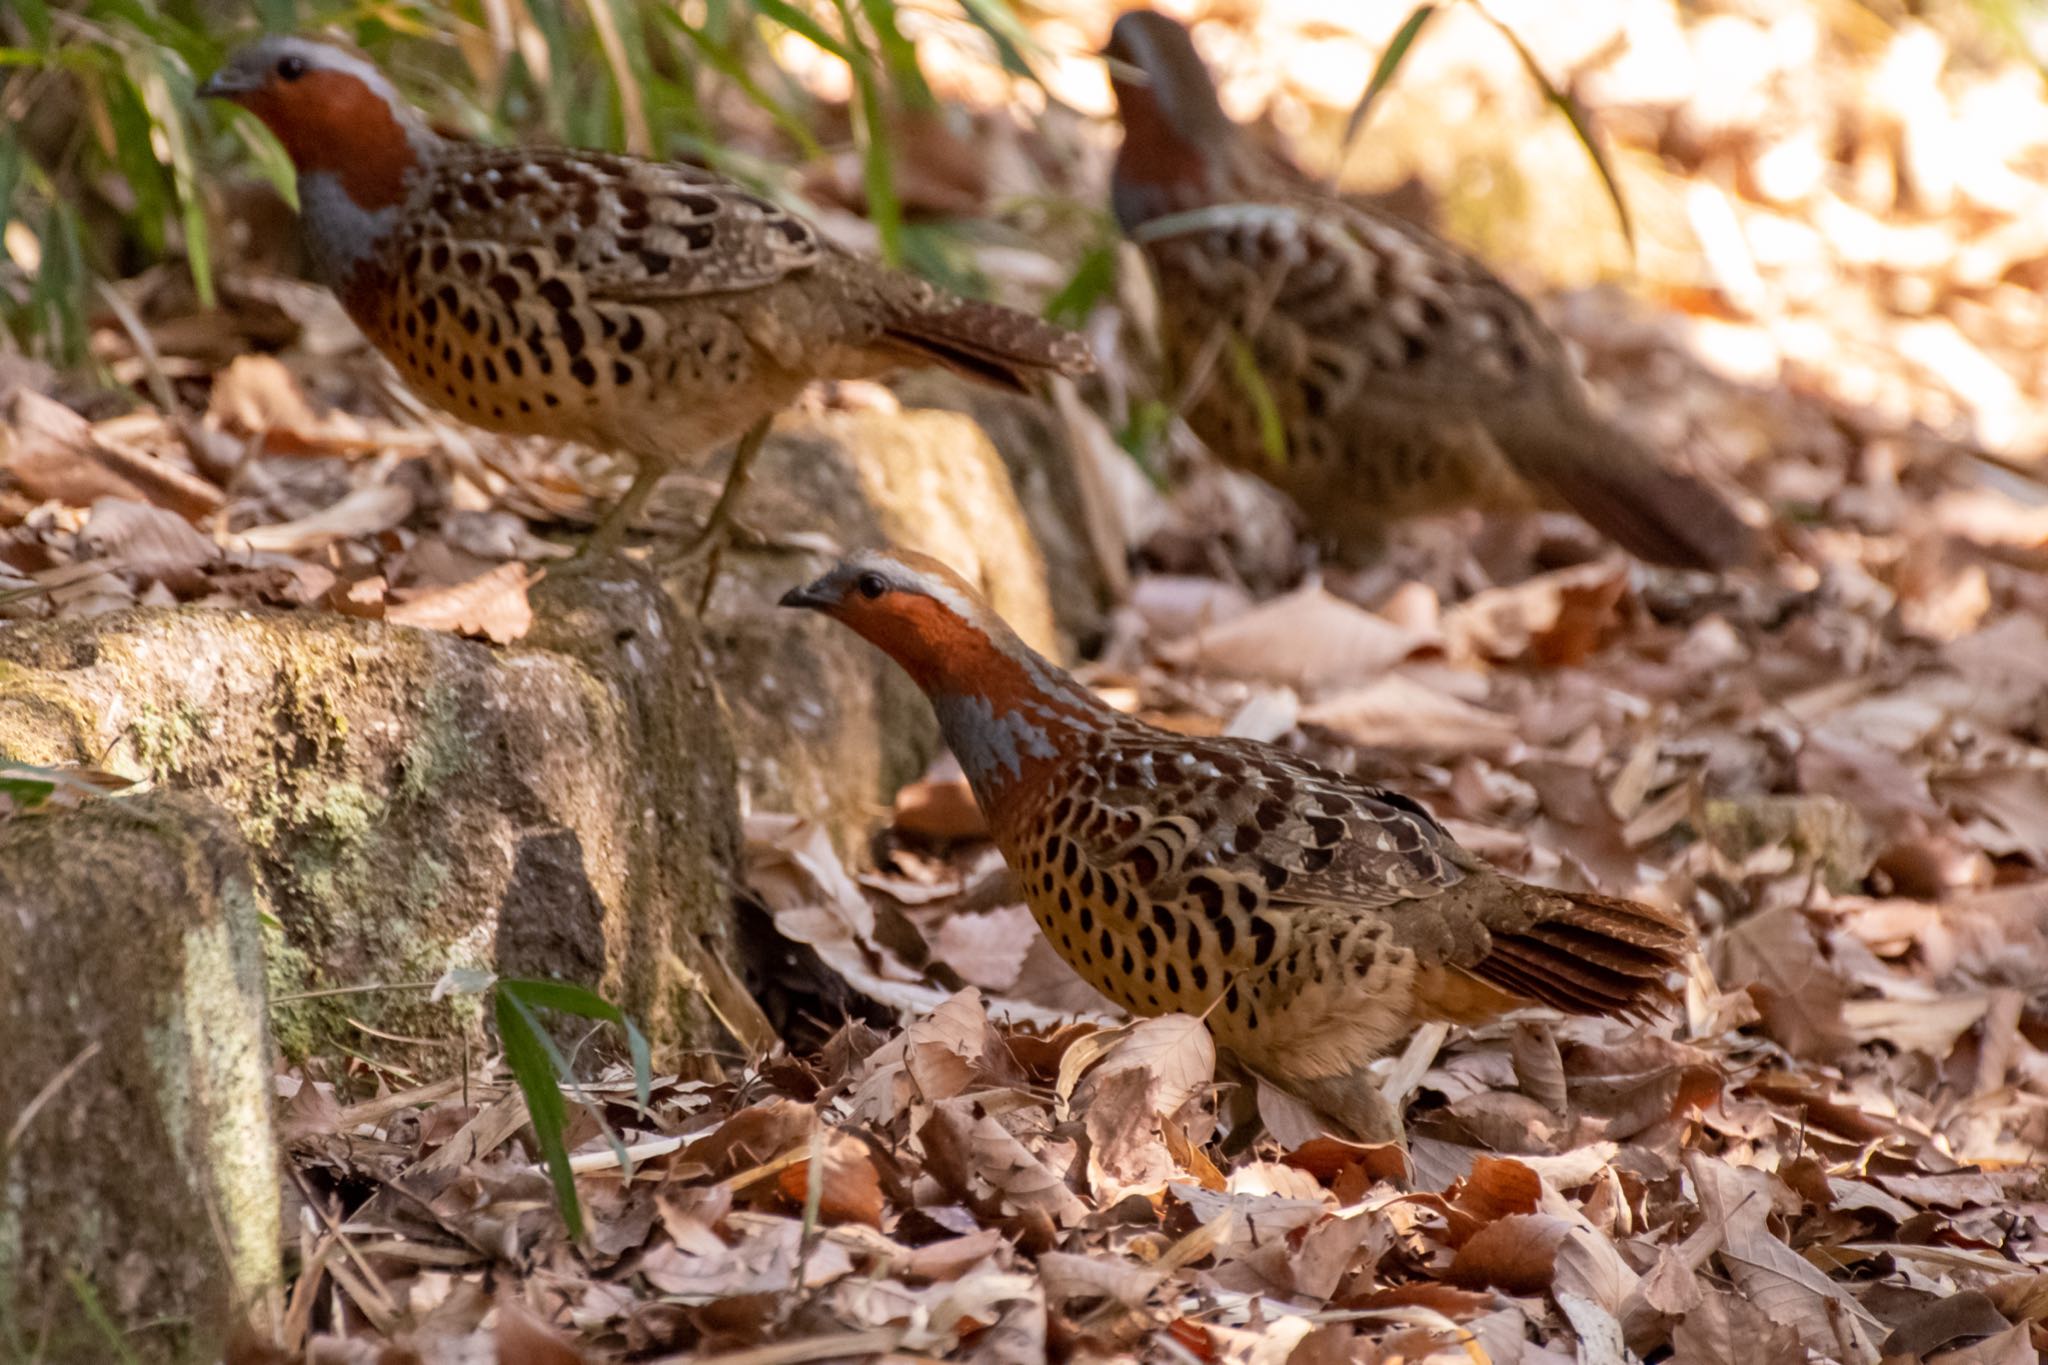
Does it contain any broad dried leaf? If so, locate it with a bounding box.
[930,905,1037,991]
[494,1302,590,1365]
[1445,1213,1569,1294]
[1686,1152,1881,1359]
[1715,905,1854,1061]
[1162,584,1426,691]
[1074,1012,1215,1119]
[1441,562,1628,665]
[80,497,216,588]
[1301,673,1519,755]
[1037,1249,1162,1308]
[893,758,988,841]
[235,484,414,554]
[776,1133,885,1228]
[387,562,539,645]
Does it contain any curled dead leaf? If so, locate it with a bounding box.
[386,561,540,645]
[1445,1212,1570,1295]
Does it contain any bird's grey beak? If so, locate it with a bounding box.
[778,580,833,611]
[198,70,251,101]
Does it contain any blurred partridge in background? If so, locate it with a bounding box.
[784,550,1694,1141]
[202,37,1093,558]
[1105,10,1757,572]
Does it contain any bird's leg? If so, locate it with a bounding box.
[575,459,667,562]
[681,415,773,611]
[681,416,772,563]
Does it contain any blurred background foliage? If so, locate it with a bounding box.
[0,0,1068,370]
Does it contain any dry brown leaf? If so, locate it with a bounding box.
[929,906,1037,992]
[80,497,216,589]
[920,1097,1088,1227]
[1161,584,1427,691]
[1072,1012,1215,1119]
[1934,1325,2042,1365]
[1036,1249,1162,1308]
[893,756,988,841]
[3,389,212,514]
[207,353,394,455]
[494,1302,590,1365]
[1085,1065,1178,1202]
[1441,561,1629,665]
[776,1134,885,1228]
[1882,1290,2019,1360]
[1445,1212,1569,1295]
[386,562,539,645]
[1686,1152,1882,1359]
[235,484,414,554]
[1671,1286,1808,1365]
[1714,905,1854,1062]
[1301,672,1519,755]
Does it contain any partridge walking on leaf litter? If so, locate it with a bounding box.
[1105,10,1757,572]
[783,549,1694,1142]
[201,38,1093,559]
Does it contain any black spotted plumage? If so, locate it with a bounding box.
[1105,8,1756,571]
[784,548,1697,1145]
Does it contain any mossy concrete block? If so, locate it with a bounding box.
[681,405,1060,857]
[0,793,277,1363]
[0,559,740,1058]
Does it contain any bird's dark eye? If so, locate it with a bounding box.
[276,55,307,82]
[856,572,888,600]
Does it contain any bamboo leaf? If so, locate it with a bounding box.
[1473,2,1635,253]
[956,0,1044,82]
[495,976,653,1108]
[1224,333,1287,469]
[832,0,903,266]
[494,987,582,1238]
[1331,4,1436,185]
[747,0,855,62]
[661,10,825,162]
[859,0,935,111]
[1044,238,1119,329]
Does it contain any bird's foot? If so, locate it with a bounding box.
[677,416,774,613]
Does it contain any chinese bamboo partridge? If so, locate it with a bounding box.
[201,38,1093,556]
[783,550,1693,1141]
[1105,10,1756,571]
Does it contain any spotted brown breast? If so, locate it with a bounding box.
[203,36,1093,558]
[780,548,1697,1145]
[1106,8,1756,571]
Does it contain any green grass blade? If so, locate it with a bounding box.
[747,0,856,63]
[1224,333,1287,469]
[955,0,1044,83]
[1473,2,1634,253]
[1044,238,1118,328]
[494,988,583,1238]
[1331,4,1435,184]
[859,0,935,112]
[10,0,51,48]
[831,0,903,266]
[62,1270,143,1365]
[494,977,652,1107]
[661,10,826,162]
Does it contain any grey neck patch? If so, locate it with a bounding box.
[932,691,1068,809]
[298,170,403,287]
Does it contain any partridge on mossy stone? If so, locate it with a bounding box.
[783,549,1694,1142]
[1105,9,1756,572]
[201,37,1093,559]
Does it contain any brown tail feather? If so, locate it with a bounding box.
[1508,406,1758,571]
[885,297,1096,393]
[1466,886,1691,1021]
